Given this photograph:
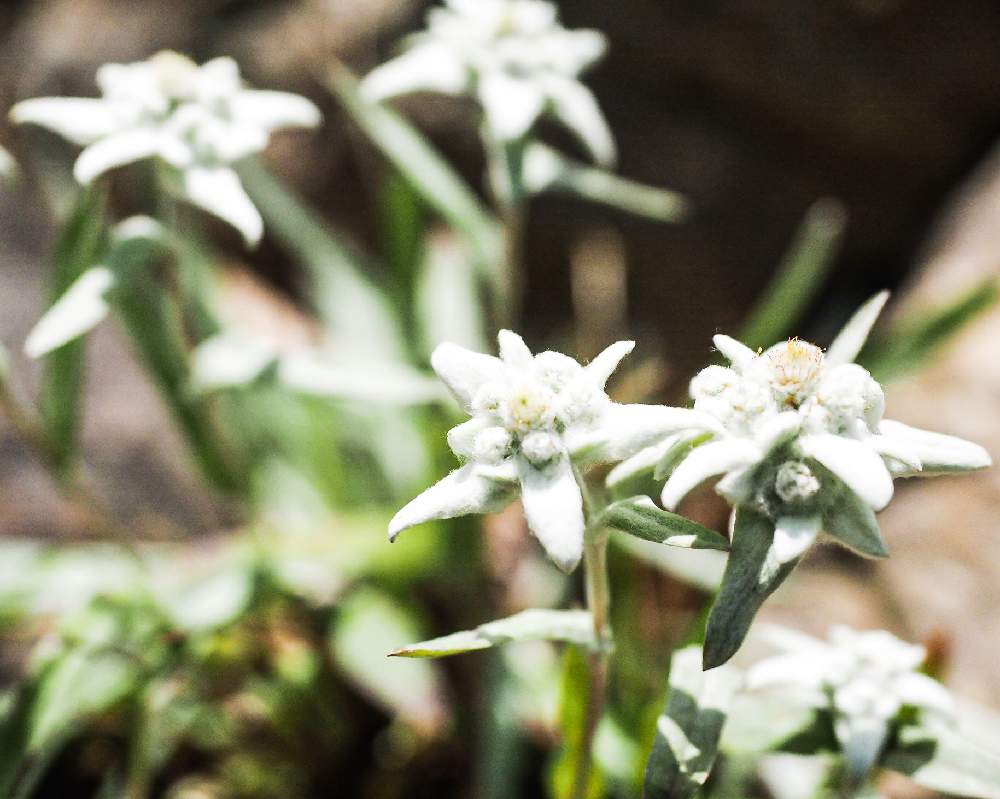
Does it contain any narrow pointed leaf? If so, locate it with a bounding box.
[704,507,797,670]
[817,462,889,558]
[328,64,503,280]
[522,143,687,222]
[740,198,848,348]
[644,646,741,799]
[38,186,107,477]
[390,609,595,658]
[600,496,729,551]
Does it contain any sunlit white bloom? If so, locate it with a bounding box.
[389,330,711,571]
[362,0,615,166]
[11,51,320,246]
[0,144,17,183]
[626,292,990,580]
[748,625,954,780]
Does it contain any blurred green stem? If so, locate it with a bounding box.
[571,469,611,799]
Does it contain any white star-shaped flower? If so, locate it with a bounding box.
[748,625,954,779]
[389,330,711,571]
[11,51,320,246]
[361,0,615,166]
[619,292,990,580]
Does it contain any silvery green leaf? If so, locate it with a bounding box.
[278,351,444,405]
[389,462,517,541]
[761,515,821,583]
[613,534,726,592]
[713,334,757,371]
[541,76,616,167]
[883,722,1000,799]
[24,266,113,358]
[0,145,17,185]
[390,608,595,658]
[606,439,676,489]
[825,290,889,367]
[878,419,991,476]
[704,507,797,670]
[584,340,634,389]
[654,431,713,481]
[720,692,825,755]
[817,463,889,558]
[229,89,321,130]
[479,71,546,141]
[430,341,506,412]
[522,142,687,222]
[836,714,890,786]
[600,496,729,551]
[190,332,276,391]
[416,230,488,357]
[361,42,469,101]
[153,563,254,632]
[644,646,741,799]
[569,405,719,465]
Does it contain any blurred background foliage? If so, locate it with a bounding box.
[0,1,999,797]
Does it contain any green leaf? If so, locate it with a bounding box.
[105,218,247,493]
[522,143,689,222]
[643,646,741,799]
[238,160,406,363]
[739,198,847,348]
[330,588,447,734]
[327,64,503,280]
[816,462,888,558]
[862,278,999,382]
[549,644,605,799]
[391,608,596,658]
[600,496,729,551]
[883,722,1000,799]
[703,507,797,670]
[39,185,107,477]
[825,290,889,367]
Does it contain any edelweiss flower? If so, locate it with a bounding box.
[389,331,709,571]
[11,51,320,246]
[362,0,615,166]
[748,625,954,778]
[625,292,990,580]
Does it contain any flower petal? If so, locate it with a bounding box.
[361,43,469,102]
[389,462,517,541]
[430,342,505,412]
[542,76,616,167]
[895,672,954,716]
[661,439,761,510]
[584,340,634,389]
[180,166,263,247]
[834,715,890,785]
[497,329,533,368]
[825,290,889,367]
[478,71,546,141]
[746,652,825,694]
[24,267,113,358]
[516,453,585,572]
[10,98,122,145]
[74,127,162,184]
[567,404,721,464]
[229,89,321,131]
[878,419,991,476]
[605,437,677,489]
[760,515,821,584]
[799,433,893,511]
[870,432,922,474]
[712,334,757,372]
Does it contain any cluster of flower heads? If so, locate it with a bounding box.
[615,292,991,583]
[748,625,954,779]
[389,330,704,571]
[11,52,321,246]
[362,0,615,166]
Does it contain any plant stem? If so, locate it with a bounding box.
[569,469,612,799]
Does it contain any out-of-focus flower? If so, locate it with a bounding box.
[11,52,320,246]
[389,330,708,571]
[618,292,991,581]
[362,0,615,166]
[748,625,954,779]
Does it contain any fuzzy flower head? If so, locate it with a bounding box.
[648,292,990,580]
[748,625,954,780]
[11,52,321,246]
[389,331,707,571]
[361,0,615,166]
